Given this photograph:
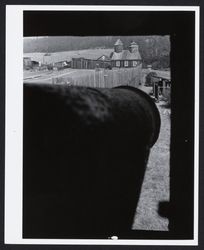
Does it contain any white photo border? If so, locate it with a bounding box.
[5,5,200,245]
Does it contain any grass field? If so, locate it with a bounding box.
[133,101,170,231]
[24,48,113,64]
[24,68,89,83]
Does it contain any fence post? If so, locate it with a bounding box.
[162,79,166,95]
[93,72,95,88]
[104,74,108,88]
[154,82,159,102]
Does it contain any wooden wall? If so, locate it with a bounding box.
[53,66,143,89]
[71,58,142,69]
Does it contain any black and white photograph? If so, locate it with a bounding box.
[3,4,200,246]
[23,35,171,238]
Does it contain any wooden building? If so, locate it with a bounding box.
[71,56,111,70]
[53,60,71,70]
[71,39,142,69]
[109,39,142,68]
[23,57,32,69]
[23,57,40,70]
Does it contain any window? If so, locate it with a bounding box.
[124,61,128,67]
[133,61,137,67]
[116,61,120,67]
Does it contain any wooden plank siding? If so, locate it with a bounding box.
[71,57,142,69]
[53,66,143,89]
[111,60,142,68]
[72,58,111,69]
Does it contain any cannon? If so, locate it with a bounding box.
[23,84,161,239]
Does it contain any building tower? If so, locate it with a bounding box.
[114,39,123,53]
[129,41,139,53]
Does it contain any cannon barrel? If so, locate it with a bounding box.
[23,84,160,239]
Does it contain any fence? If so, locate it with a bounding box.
[52,67,142,88]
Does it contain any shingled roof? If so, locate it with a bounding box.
[114,39,123,46]
[110,50,142,60]
[129,41,138,46]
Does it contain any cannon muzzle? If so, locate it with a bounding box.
[23,84,160,238]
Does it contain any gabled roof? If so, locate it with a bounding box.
[114,39,123,46]
[97,55,111,61]
[129,41,138,46]
[110,50,142,60]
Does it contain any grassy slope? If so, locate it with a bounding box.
[133,102,170,231]
[24,49,113,64]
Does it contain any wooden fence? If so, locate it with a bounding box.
[52,67,142,88]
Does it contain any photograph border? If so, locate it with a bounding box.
[3,4,200,246]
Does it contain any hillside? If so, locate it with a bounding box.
[24,49,113,64]
[24,36,170,69]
